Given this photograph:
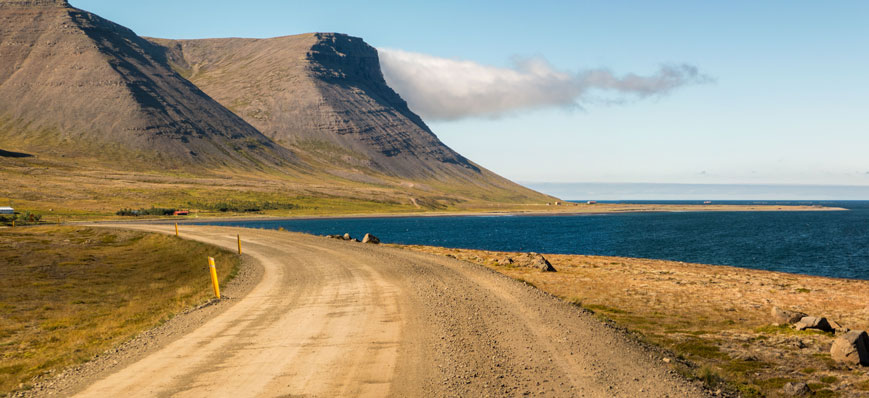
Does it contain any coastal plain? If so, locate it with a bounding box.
[6,225,710,397]
[1,1,863,397]
[401,245,869,397]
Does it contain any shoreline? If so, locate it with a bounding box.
[5,224,866,396]
[86,203,848,225]
[90,210,867,284]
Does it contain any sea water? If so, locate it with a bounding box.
[197,201,869,280]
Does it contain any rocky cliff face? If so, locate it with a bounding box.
[153,33,483,179]
[0,0,296,169]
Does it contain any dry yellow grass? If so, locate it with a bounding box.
[400,245,869,397]
[0,226,240,396]
[0,154,838,221]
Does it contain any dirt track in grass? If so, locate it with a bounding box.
[54,224,707,397]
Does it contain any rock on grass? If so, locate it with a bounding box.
[830,330,869,366]
[771,306,807,325]
[781,382,811,396]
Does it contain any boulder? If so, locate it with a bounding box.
[781,382,811,396]
[496,256,514,266]
[771,307,807,325]
[342,233,351,240]
[827,319,850,334]
[327,234,343,239]
[830,330,869,366]
[362,233,380,244]
[529,253,556,272]
[793,316,834,332]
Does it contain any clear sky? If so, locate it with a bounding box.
[71,0,869,190]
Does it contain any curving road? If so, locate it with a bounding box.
[72,225,707,397]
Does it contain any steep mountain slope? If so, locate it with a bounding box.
[150,34,544,201]
[0,0,553,212]
[0,0,296,169]
[152,34,472,178]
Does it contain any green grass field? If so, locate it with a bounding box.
[0,226,240,396]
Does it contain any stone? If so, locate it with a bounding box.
[326,234,343,239]
[830,330,869,366]
[362,233,380,244]
[497,257,514,266]
[732,353,758,362]
[781,382,811,396]
[529,253,556,272]
[827,319,850,334]
[771,306,807,325]
[342,233,351,240]
[793,316,834,332]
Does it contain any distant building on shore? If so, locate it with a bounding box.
[0,207,14,214]
[587,201,597,205]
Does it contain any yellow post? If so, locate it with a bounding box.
[11,220,14,228]
[208,257,220,299]
[237,234,242,255]
[174,223,179,236]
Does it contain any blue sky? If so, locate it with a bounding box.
[72,0,869,192]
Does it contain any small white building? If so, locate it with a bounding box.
[0,207,14,215]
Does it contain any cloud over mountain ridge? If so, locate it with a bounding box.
[378,48,711,121]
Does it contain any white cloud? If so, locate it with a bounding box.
[378,48,711,121]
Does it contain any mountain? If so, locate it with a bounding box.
[150,34,536,196]
[0,0,296,169]
[0,0,553,213]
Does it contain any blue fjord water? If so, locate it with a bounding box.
[198,201,869,280]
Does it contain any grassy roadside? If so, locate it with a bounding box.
[0,226,240,396]
[400,245,869,398]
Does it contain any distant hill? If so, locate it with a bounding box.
[0,0,553,213]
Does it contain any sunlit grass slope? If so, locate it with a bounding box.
[0,226,240,395]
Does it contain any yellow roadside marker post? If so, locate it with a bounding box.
[208,257,220,299]
[11,220,14,228]
[237,234,242,254]
[174,222,179,236]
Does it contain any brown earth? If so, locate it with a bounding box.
[27,225,709,397]
[400,245,869,397]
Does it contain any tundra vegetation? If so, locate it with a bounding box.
[401,245,869,397]
[0,226,240,395]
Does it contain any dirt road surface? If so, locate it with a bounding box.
[71,225,707,397]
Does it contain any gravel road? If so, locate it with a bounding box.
[68,224,708,397]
